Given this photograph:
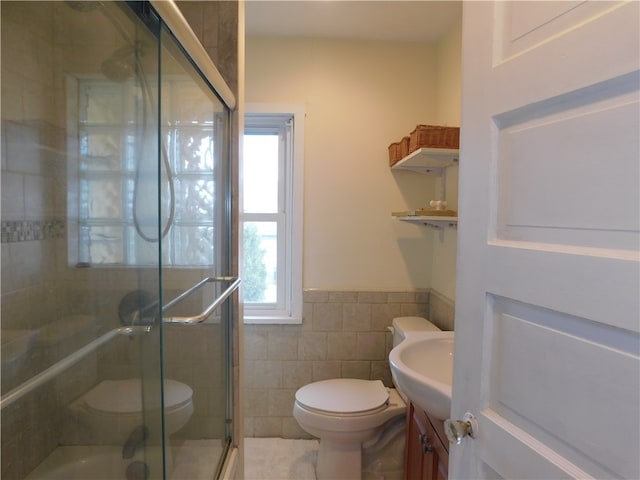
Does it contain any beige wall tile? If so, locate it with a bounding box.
[327,332,357,360]
[342,303,371,331]
[400,302,430,318]
[358,291,388,304]
[244,417,255,437]
[247,360,283,389]
[267,389,296,417]
[416,291,430,304]
[244,389,269,417]
[243,289,454,438]
[340,361,370,380]
[329,291,358,303]
[302,301,314,326]
[312,361,341,382]
[282,361,312,389]
[371,303,404,331]
[313,360,340,382]
[371,361,393,387]
[356,332,386,360]
[312,303,342,331]
[388,292,416,303]
[429,290,456,331]
[1,171,25,219]
[244,327,268,360]
[303,289,328,303]
[299,332,327,360]
[267,330,299,360]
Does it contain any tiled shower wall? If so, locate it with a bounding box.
[243,288,455,439]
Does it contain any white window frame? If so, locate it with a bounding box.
[242,103,305,324]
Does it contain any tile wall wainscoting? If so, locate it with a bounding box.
[243,289,455,439]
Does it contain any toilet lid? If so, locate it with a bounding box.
[84,379,192,414]
[295,379,389,414]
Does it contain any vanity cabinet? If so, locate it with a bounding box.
[404,401,449,480]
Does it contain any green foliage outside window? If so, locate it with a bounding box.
[242,223,267,302]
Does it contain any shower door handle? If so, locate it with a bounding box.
[162,276,240,324]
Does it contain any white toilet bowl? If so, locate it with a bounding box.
[293,316,442,480]
[68,378,194,444]
[293,378,406,480]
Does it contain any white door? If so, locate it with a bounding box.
[451,2,639,479]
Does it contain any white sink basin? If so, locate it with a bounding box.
[389,330,454,420]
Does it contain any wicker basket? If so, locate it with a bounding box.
[409,125,459,153]
[388,136,410,166]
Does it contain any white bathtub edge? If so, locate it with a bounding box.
[220,447,238,480]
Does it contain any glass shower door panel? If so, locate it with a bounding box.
[1,2,165,479]
[159,27,232,479]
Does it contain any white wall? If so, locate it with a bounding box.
[432,21,463,300]
[246,36,443,290]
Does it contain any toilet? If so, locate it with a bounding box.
[67,378,194,445]
[293,316,441,480]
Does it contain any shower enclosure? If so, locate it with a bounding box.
[1,2,238,479]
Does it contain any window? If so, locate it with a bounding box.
[242,104,304,323]
[71,77,227,267]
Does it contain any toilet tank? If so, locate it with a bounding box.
[390,316,440,347]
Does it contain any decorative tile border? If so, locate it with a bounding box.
[1,219,65,243]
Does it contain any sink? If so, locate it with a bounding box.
[389,330,454,420]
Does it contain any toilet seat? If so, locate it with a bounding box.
[295,379,389,416]
[83,378,192,414]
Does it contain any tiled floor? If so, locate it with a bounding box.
[244,437,319,480]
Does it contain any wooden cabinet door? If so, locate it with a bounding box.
[404,402,449,480]
[424,412,448,480]
[404,402,427,479]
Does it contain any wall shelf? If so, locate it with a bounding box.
[394,215,458,241]
[391,147,459,175]
[393,215,458,230]
[390,146,459,241]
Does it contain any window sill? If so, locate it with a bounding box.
[243,315,303,325]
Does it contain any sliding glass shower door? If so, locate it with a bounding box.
[157,22,234,478]
[0,1,235,479]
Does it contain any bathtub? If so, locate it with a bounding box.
[24,447,144,480]
[24,441,220,480]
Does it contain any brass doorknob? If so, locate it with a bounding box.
[444,412,478,445]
